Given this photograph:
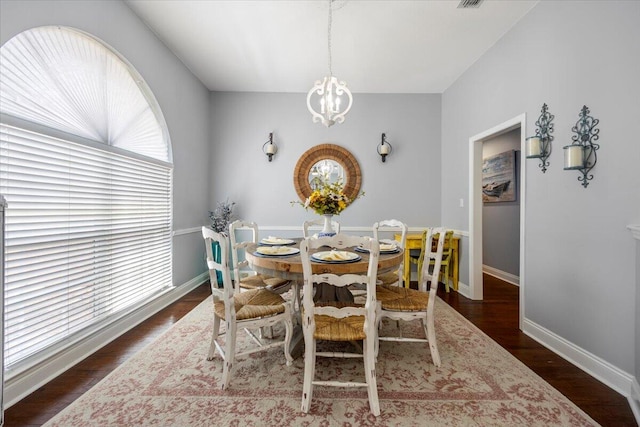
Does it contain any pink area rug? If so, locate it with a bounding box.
[44,297,598,426]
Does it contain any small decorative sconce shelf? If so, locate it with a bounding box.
[563,105,600,188]
[262,132,277,162]
[525,103,554,173]
[377,133,393,163]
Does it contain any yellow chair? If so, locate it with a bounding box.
[408,230,427,287]
[431,230,454,292]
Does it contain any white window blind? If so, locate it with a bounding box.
[0,124,173,370]
[0,26,174,376]
[0,26,170,163]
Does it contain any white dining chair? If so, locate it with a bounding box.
[202,227,294,390]
[299,234,381,416]
[229,220,290,293]
[372,219,407,287]
[302,218,340,238]
[376,227,447,367]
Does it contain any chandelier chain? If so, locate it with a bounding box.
[328,0,333,76]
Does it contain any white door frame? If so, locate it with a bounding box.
[468,113,526,329]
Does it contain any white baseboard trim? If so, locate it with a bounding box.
[630,377,640,424]
[4,272,208,408]
[482,265,519,286]
[455,281,471,299]
[522,317,634,399]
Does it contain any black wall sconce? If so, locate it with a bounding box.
[377,133,393,162]
[525,103,554,173]
[563,105,600,188]
[262,132,277,162]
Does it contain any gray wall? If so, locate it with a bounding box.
[482,129,521,277]
[209,92,442,230]
[0,0,211,286]
[442,0,640,375]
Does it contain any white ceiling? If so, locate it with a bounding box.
[125,0,538,94]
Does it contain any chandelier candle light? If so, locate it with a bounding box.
[306,0,353,127]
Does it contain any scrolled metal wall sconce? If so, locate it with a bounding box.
[525,103,554,173]
[563,105,600,188]
[262,132,277,162]
[377,133,393,163]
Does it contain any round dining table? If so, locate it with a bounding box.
[246,238,403,306]
[245,239,404,281]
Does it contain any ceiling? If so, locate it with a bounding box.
[125,0,538,94]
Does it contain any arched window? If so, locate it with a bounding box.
[0,26,173,375]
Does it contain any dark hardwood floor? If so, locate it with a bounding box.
[437,274,636,426]
[5,276,637,426]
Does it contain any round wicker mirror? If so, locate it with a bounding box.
[293,144,362,202]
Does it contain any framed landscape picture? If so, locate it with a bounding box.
[482,150,516,203]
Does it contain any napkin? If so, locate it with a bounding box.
[380,243,397,251]
[262,236,289,244]
[318,250,354,261]
[257,246,292,255]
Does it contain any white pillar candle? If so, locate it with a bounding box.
[265,143,276,155]
[525,137,542,158]
[380,143,389,155]
[564,145,584,169]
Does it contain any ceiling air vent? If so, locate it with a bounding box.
[458,0,484,8]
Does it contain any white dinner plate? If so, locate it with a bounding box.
[354,243,399,254]
[311,250,361,263]
[259,237,295,246]
[255,246,300,256]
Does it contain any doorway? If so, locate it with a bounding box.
[468,114,526,329]
[482,129,521,286]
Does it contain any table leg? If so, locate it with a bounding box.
[292,282,302,325]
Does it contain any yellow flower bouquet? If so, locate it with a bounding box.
[293,179,363,215]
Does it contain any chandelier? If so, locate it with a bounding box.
[306,0,353,127]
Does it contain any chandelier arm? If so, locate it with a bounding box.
[332,80,353,124]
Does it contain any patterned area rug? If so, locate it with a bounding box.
[44,297,598,426]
